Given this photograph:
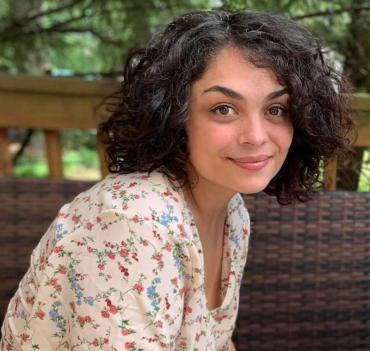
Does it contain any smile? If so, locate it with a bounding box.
[229,155,272,171]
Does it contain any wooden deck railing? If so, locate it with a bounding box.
[0,74,369,189]
[0,74,117,178]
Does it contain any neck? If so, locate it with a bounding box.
[182,173,236,231]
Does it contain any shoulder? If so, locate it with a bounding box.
[31,172,190,282]
[72,171,184,216]
[34,171,189,260]
[52,171,185,236]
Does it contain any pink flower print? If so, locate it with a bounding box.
[134,283,144,294]
[98,263,105,271]
[101,310,110,318]
[26,296,34,306]
[165,297,171,310]
[243,227,249,237]
[72,214,81,224]
[35,310,45,319]
[109,305,118,314]
[132,215,139,223]
[20,333,30,346]
[122,328,134,336]
[125,342,134,350]
[107,251,115,260]
[118,263,129,277]
[153,253,163,261]
[58,265,67,274]
[85,222,94,230]
[78,315,86,327]
[53,245,63,254]
[165,242,172,251]
[49,278,58,287]
[120,248,129,257]
[105,299,118,315]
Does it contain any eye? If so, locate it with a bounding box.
[267,105,289,118]
[211,105,236,116]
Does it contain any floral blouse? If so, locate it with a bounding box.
[1,171,250,351]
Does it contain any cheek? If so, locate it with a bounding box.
[189,121,235,153]
[274,123,294,153]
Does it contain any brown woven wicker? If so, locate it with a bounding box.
[1,178,370,350]
[0,177,94,326]
[234,192,370,351]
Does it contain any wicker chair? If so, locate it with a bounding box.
[235,192,370,351]
[1,178,370,350]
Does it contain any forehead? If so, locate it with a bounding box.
[192,46,283,94]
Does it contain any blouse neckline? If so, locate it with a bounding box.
[164,173,236,316]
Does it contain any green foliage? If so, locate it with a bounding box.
[0,0,213,75]
[358,150,370,192]
[221,0,370,91]
[63,147,100,180]
[13,147,100,180]
[1,0,368,89]
[61,129,97,150]
[14,158,49,178]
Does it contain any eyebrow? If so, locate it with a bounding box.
[266,88,289,100]
[202,85,244,100]
[202,85,289,101]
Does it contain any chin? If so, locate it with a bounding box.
[231,178,272,195]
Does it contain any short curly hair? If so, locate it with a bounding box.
[99,10,356,204]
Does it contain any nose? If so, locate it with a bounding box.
[237,114,267,146]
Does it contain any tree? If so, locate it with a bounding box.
[0,0,212,75]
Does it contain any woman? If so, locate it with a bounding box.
[1,9,354,351]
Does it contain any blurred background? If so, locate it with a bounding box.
[0,0,369,190]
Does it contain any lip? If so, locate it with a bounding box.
[229,155,272,171]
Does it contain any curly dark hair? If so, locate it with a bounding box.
[99,9,356,204]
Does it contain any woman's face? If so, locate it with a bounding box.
[186,46,293,195]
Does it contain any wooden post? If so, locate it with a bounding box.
[0,128,12,176]
[324,158,338,191]
[45,130,63,179]
[97,138,109,178]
